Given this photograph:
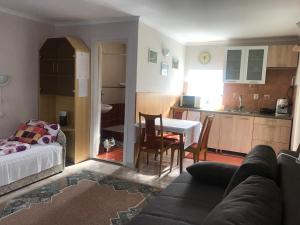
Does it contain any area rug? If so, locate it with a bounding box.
[0,170,160,225]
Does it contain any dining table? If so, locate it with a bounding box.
[136,118,202,173]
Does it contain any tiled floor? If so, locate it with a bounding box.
[97,148,123,163]
[0,150,244,205]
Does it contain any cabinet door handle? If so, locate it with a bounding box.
[239,118,249,120]
[52,63,55,73]
[56,63,59,73]
[224,116,233,118]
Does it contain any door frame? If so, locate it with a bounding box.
[90,38,136,167]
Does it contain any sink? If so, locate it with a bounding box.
[224,109,252,115]
[101,104,113,114]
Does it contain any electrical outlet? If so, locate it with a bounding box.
[253,94,259,100]
[264,94,270,100]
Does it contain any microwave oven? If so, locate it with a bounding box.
[180,95,201,108]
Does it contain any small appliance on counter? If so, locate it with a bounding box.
[180,95,201,108]
[275,98,289,116]
[59,111,68,126]
[259,108,275,115]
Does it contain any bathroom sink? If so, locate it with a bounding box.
[101,104,113,114]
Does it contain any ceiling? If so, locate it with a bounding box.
[0,0,300,44]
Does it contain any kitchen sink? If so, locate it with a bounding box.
[224,109,252,115]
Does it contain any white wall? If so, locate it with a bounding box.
[137,23,185,94]
[55,20,139,167]
[291,57,300,151]
[185,45,225,74]
[0,12,54,138]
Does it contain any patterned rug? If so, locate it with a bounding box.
[0,170,160,225]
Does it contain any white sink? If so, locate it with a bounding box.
[101,104,113,114]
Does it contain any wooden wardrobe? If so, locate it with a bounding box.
[39,37,90,164]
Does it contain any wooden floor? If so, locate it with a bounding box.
[97,148,244,166]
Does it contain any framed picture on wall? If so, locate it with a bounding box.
[148,49,158,64]
[172,57,179,69]
[161,63,169,76]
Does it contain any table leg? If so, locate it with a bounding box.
[179,133,184,173]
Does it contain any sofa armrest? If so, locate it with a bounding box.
[187,162,238,187]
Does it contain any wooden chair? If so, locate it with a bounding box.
[170,114,215,168]
[172,108,188,120]
[136,112,176,176]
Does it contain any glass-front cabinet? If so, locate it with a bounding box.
[224,46,268,84]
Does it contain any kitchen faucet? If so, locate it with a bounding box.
[238,95,244,111]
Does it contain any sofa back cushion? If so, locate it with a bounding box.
[223,145,278,197]
[278,152,300,225]
[202,175,282,225]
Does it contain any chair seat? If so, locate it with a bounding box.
[141,137,177,150]
[163,133,180,140]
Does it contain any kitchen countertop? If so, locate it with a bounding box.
[174,107,292,120]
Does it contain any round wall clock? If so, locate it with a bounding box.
[199,52,211,64]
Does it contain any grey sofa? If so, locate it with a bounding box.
[128,145,300,225]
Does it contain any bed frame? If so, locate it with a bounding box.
[0,130,66,196]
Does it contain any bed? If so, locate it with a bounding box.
[0,130,66,196]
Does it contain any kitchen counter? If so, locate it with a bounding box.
[174,107,292,120]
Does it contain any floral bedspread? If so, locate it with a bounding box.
[0,139,30,156]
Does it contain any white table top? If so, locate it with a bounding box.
[136,118,201,133]
[136,117,202,149]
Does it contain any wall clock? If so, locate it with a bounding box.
[199,52,211,64]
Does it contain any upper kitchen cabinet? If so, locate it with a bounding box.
[224,47,244,82]
[267,45,299,68]
[224,46,268,84]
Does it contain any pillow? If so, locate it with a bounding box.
[37,135,56,145]
[27,119,48,127]
[187,162,238,187]
[45,123,60,137]
[27,119,60,139]
[202,175,282,225]
[223,145,278,197]
[9,124,47,144]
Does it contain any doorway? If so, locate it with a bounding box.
[96,42,127,164]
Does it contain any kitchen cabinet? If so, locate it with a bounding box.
[219,114,253,153]
[224,46,268,84]
[252,117,292,154]
[219,115,235,151]
[231,116,254,153]
[200,112,220,149]
[40,38,75,96]
[39,37,91,164]
[267,45,299,68]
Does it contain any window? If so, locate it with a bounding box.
[185,70,223,110]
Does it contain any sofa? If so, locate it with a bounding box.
[128,145,300,225]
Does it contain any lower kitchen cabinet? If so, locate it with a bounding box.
[219,115,253,153]
[252,117,291,154]
[232,116,254,153]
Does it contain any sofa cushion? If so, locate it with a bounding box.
[277,152,300,225]
[202,175,282,225]
[128,172,225,225]
[186,162,238,188]
[224,145,278,196]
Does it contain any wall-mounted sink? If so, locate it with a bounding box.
[101,104,113,114]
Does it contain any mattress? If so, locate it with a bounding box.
[0,143,63,187]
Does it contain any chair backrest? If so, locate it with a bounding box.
[138,112,163,149]
[172,108,187,120]
[196,114,215,150]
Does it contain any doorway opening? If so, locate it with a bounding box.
[96,42,127,164]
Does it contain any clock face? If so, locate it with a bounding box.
[199,52,211,64]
